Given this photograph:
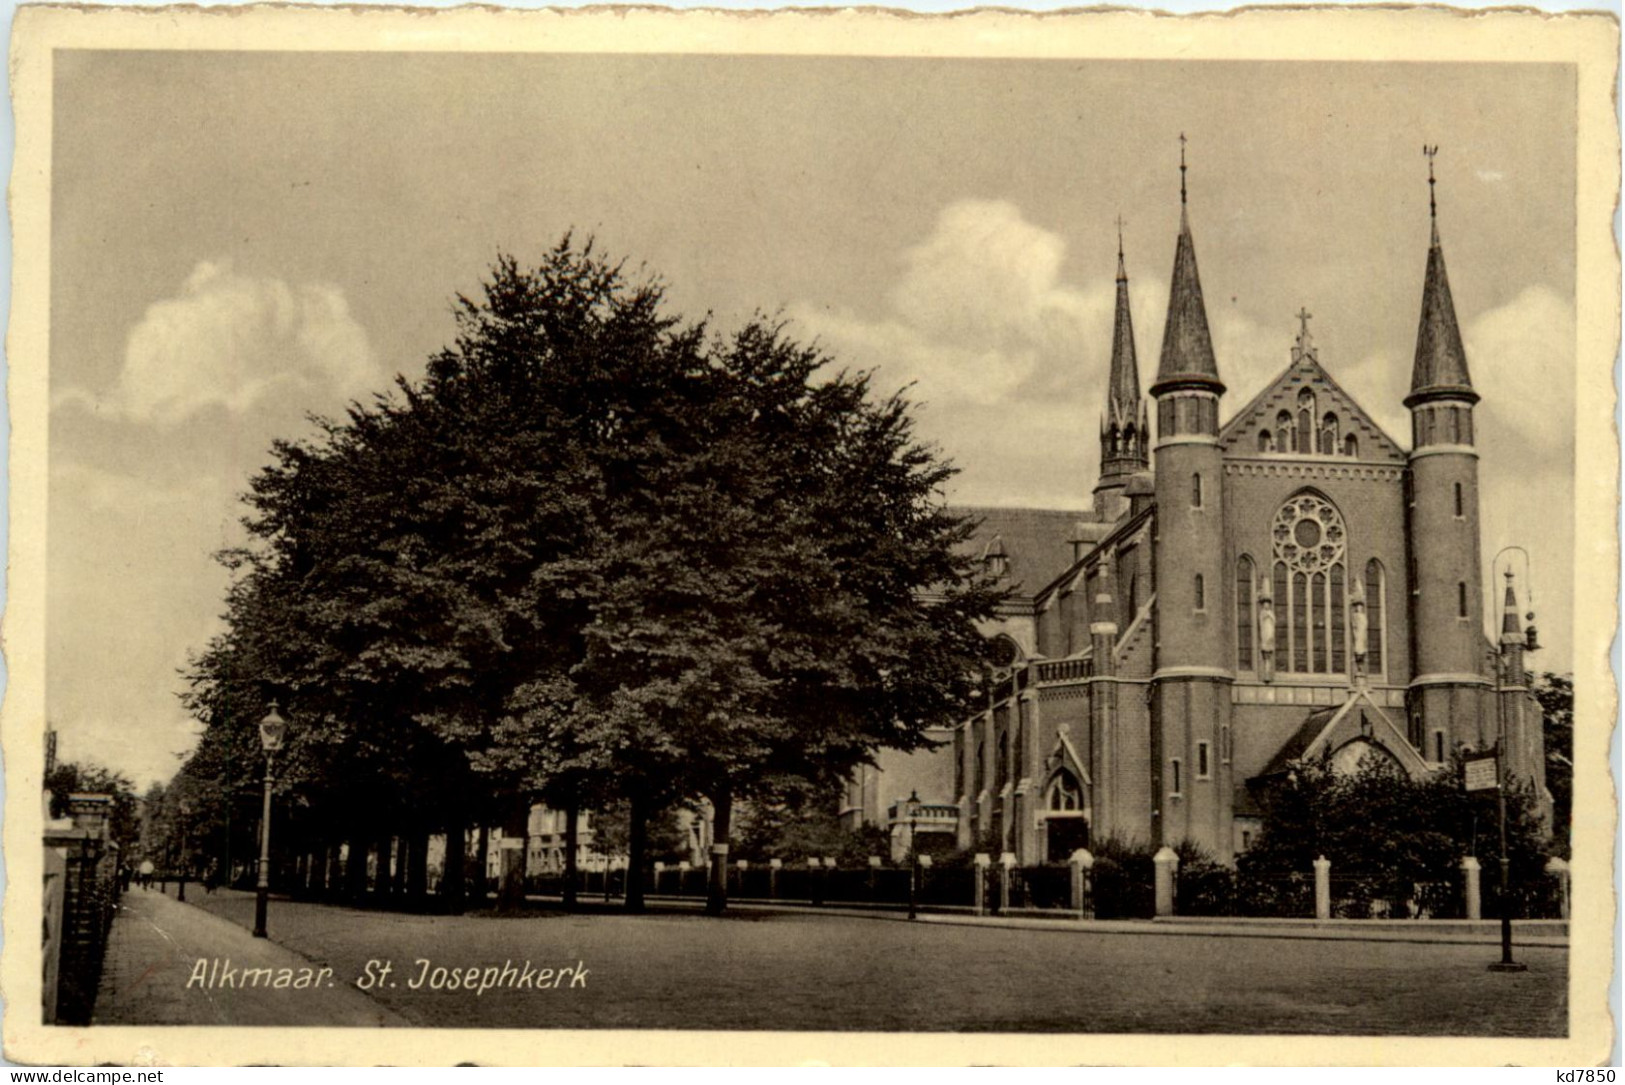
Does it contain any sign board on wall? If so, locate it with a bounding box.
[1463,755,1499,792]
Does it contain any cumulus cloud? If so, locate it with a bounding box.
[86,261,381,427]
[793,200,1164,412]
[788,199,1292,507]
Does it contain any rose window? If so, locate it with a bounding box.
[1273,495,1345,574]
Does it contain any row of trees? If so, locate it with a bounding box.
[167,237,1002,914]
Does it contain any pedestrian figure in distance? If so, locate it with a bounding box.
[138,858,154,890]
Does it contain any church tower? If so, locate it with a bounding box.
[1094,226,1150,522]
[1404,148,1488,756]
[1149,139,1233,855]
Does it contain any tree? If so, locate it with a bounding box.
[1532,672,1573,854]
[1242,750,1553,913]
[182,237,1000,920]
[45,760,140,853]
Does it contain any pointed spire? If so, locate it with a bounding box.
[1501,568,1522,639]
[1108,224,1141,422]
[1116,215,1127,282]
[1152,135,1224,397]
[1406,146,1477,408]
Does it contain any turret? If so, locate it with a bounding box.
[1094,224,1149,520]
[1149,137,1233,857]
[1404,148,1489,752]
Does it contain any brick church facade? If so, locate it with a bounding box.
[844,160,1552,864]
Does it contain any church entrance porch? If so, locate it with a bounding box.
[1045,816,1090,862]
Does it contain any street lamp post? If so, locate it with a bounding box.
[1488,549,1535,974]
[253,702,289,939]
[905,789,922,921]
[177,800,191,902]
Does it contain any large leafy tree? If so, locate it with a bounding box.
[184,237,999,915]
[1532,672,1573,854]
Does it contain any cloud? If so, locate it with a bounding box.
[788,199,1292,508]
[1338,284,1575,671]
[793,200,1164,412]
[79,261,381,427]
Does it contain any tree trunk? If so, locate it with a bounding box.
[473,823,490,906]
[563,802,580,910]
[624,791,648,913]
[706,784,733,917]
[375,835,394,904]
[443,811,466,915]
[407,830,429,907]
[346,835,369,903]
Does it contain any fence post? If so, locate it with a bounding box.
[735,859,748,898]
[808,857,823,905]
[822,857,837,905]
[769,858,782,900]
[1312,855,1331,920]
[677,860,690,898]
[652,861,664,896]
[868,855,881,898]
[1069,849,1095,919]
[1460,856,1482,921]
[973,853,991,916]
[918,854,932,908]
[1544,857,1570,920]
[998,852,1017,913]
[1153,846,1179,917]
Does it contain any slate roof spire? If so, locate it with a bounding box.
[1151,134,1225,397]
[1108,217,1141,424]
[1406,146,1478,407]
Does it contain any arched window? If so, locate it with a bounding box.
[1123,424,1137,456]
[1271,493,1349,676]
[1454,482,1464,518]
[1258,429,1274,452]
[1458,581,1469,618]
[1276,410,1293,452]
[1344,433,1359,457]
[1273,561,1290,659]
[1046,771,1083,812]
[1330,565,1346,674]
[1236,556,1255,670]
[1194,573,1205,611]
[1192,473,1203,508]
[997,731,1009,789]
[1321,413,1340,455]
[1296,389,1316,453]
[1364,559,1386,674]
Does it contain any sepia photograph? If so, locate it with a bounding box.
[5,5,1617,1067]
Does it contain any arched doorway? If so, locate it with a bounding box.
[1043,770,1090,861]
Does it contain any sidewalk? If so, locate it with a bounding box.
[93,887,406,1026]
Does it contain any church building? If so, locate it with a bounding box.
[843,151,1552,864]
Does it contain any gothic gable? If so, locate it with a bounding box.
[1218,347,1407,465]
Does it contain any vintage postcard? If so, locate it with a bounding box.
[4,3,1617,1067]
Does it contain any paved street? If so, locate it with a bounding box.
[101,887,1569,1036]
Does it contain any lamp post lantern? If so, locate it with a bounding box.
[905,789,922,921]
[253,701,288,939]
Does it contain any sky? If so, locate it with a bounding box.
[45,52,1578,790]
